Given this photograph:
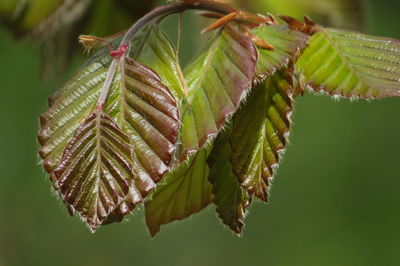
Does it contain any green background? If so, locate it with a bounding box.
[1,0,400,265]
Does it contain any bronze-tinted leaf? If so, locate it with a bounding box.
[88,56,180,225]
[107,57,179,184]
[38,28,180,226]
[38,54,111,176]
[53,110,142,231]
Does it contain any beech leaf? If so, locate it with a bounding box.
[145,148,213,237]
[208,128,250,234]
[296,28,400,98]
[38,26,180,226]
[208,71,294,232]
[229,71,294,201]
[53,110,142,231]
[252,24,308,80]
[101,56,180,222]
[180,24,258,157]
[134,27,188,99]
[38,54,112,176]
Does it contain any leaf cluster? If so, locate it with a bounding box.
[37,0,400,236]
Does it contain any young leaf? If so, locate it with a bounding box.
[38,27,180,225]
[180,24,258,156]
[252,24,308,80]
[208,71,294,232]
[296,28,400,98]
[229,71,294,200]
[104,27,187,222]
[100,56,180,223]
[134,27,188,99]
[145,148,213,237]
[208,128,250,234]
[145,24,259,233]
[38,54,112,176]
[106,57,179,182]
[53,110,141,231]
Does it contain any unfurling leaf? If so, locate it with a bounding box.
[145,148,213,236]
[181,24,258,157]
[53,110,142,231]
[297,28,400,98]
[208,71,294,232]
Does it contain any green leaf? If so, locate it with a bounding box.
[208,71,294,232]
[208,128,250,234]
[296,28,400,98]
[142,25,259,235]
[38,27,181,226]
[53,110,142,231]
[252,24,308,80]
[145,148,213,237]
[229,71,294,200]
[180,24,258,157]
[134,27,188,99]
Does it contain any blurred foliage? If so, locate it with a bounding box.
[0,0,365,80]
[0,0,156,79]
[235,0,365,31]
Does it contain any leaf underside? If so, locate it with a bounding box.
[208,129,250,234]
[297,28,400,98]
[145,148,213,237]
[208,71,294,233]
